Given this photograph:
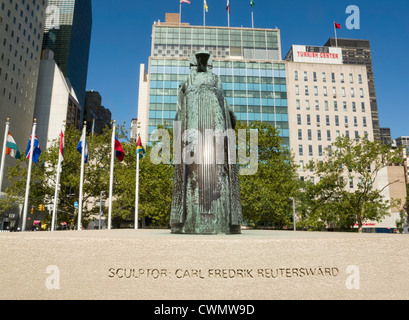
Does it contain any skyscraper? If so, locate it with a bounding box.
[42,0,92,118]
[0,0,47,191]
[324,38,381,142]
[138,13,288,146]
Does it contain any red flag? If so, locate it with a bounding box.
[115,136,125,162]
[226,0,230,13]
[180,0,190,4]
[335,22,341,29]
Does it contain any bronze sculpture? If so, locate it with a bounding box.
[170,51,242,234]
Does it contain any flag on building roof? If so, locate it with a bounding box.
[335,22,341,29]
[136,135,145,160]
[115,136,125,162]
[25,135,41,163]
[76,130,88,164]
[180,0,190,4]
[6,133,21,159]
[204,0,208,12]
[226,0,230,13]
[250,0,255,7]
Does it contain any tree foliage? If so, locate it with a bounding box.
[302,136,404,232]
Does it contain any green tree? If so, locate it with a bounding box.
[305,136,403,232]
[236,121,299,228]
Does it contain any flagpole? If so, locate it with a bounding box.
[0,118,10,194]
[108,120,116,230]
[134,122,141,230]
[51,121,65,231]
[179,1,182,24]
[251,8,254,29]
[77,121,86,231]
[22,119,37,232]
[334,21,338,47]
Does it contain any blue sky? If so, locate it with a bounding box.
[86,0,409,140]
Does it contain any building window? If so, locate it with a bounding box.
[299,145,303,156]
[315,100,319,111]
[322,72,327,82]
[294,71,298,81]
[345,116,349,127]
[332,87,337,96]
[349,177,354,189]
[360,88,364,98]
[318,145,323,157]
[326,115,330,126]
[332,72,335,83]
[307,114,311,126]
[334,101,338,112]
[340,73,345,83]
[308,129,312,141]
[323,86,328,96]
[343,101,347,112]
[296,99,300,110]
[350,74,354,84]
[327,130,331,141]
[335,115,339,126]
[358,74,362,84]
[354,116,358,127]
[295,85,299,95]
[351,87,355,98]
[298,129,303,140]
[305,100,310,110]
[313,72,317,82]
[299,160,304,172]
[324,100,329,111]
[317,129,322,141]
[305,85,309,96]
[314,86,318,96]
[342,87,346,97]
[304,71,308,81]
[361,102,365,112]
[309,145,313,156]
[352,102,356,112]
[363,117,367,127]
[297,114,301,125]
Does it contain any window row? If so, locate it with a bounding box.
[299,175,362,188]
[296,114,368,128]
[297,129,369,142]
[294,71,363,84]
[295,85,365,98]
[295,100,366,113]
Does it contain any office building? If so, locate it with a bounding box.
[42,0,92,117]
[0,0,47,192]
[138,13,288,146]
[84,90,112,135]
[380,127,392,145]
[324,38,380,142]
[34,50,81,150]
[285,45,373,183]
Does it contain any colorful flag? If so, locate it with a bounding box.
[226,0,230,13]
[335,22,341,29]
[25,135,41,163]
[180,0,190,4]
[60,130,64,161]
[204,0,208,12]
[76,130,88,164]
[136,135,145,160]
[5,133,21,159]
[115,136,125,162]
[250,0,255,7]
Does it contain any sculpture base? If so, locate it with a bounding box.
[1,229,408,300]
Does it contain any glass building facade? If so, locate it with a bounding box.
[145,23,288,145]
[42,0,92,116]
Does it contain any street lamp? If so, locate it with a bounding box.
[289,197,296,231]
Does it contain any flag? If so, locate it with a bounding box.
[136,135,145,160]
[115,136,125,162]
[76,130,88,164]
[60,130,64,161]
[25,135,41,163]
[5,133,21,159]
[204,0,208,12]
[180,0,190,4]
[335,22,341,29]
[250,0,255,7]
[226,0,230,13]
